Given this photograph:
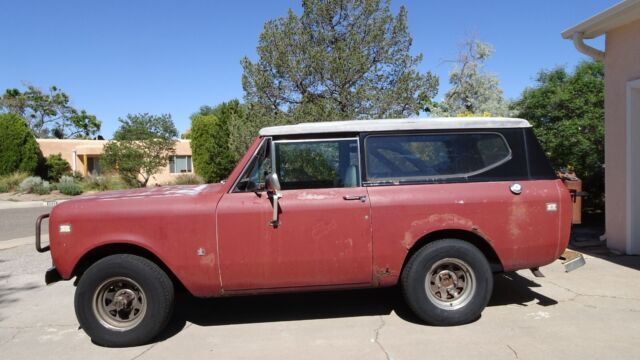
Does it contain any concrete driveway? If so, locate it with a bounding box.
[1,202,639,359]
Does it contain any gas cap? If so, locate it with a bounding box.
[510,183,523,195]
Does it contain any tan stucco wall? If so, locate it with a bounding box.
[36,139,193,186]
[604,18,640,253]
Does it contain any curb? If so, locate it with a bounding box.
[0,200,67,210]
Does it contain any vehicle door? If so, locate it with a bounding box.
[216,137,373,291]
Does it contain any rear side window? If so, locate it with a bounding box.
[365,133,511,182]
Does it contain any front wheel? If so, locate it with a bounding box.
[74,254,174,347]
[401,239,493,326]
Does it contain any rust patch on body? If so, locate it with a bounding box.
[401,232,413,250]
[296,191,337,200]
[373,266,394,286]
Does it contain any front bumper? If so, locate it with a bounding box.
[35,213,50,253]
[45,266,62,285]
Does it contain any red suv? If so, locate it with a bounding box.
[36,118,578,347]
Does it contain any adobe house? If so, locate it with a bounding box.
[562,0,640,254]
[36,139,194,186]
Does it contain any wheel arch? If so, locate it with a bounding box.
[71,243,189,294]
[402,229,504,274]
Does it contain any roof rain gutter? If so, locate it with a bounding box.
[571,32,605,61]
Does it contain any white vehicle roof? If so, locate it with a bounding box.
[259,117,531,136]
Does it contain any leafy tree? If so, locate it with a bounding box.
[0,85,101,138]
[102,113,178,187]
[44,154,71,182]
[241,0,439,121]
[514,60,604,207]
[190,101,245,182]
[230,102,288,155]
[0,113,40,176]
[431,39,509,117]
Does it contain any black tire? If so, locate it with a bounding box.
[401,239,493,326]
[74,254,174,347]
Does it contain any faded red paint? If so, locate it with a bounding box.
[47,135,572,297]
[367,180,571,286]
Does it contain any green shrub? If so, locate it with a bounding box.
[190,113,235,183]
[59,175,75,184]
[33,182,51,195]
[57,181,83,196]
[0,113,39,176]
[44,153,71,181]
[19,176,43,192]
[173,174,204,185]
[19,176,51,194]
[0,171,30,192]
[82,174,129,192]
[70,171,85,181]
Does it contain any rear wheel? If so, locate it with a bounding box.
[401,239,493,325]
[74,254,174,347]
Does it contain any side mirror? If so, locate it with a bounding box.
[265,173,281,227]
[265,173,281,193]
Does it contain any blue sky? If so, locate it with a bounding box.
[0,0,616,138]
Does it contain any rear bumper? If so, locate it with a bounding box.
[45,266,62,285]
[560,250,586,272]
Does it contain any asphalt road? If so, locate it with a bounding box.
[0,206,50,242]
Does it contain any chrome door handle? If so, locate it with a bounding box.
[343,195,367,202]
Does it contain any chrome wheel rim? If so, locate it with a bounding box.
[425,258,476,310]
[92,277,146,331]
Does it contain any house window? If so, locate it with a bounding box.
[169,155,193,173]
[87,156,102,175]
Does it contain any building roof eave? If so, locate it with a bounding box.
[562,0,640,40]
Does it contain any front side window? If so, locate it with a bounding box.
[169,155,193,173]
[365,133,511,183]
[234,139,272,192]
[275,139,360,190]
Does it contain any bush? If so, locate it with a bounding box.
[19,176,51,194]
[82,174,129,192]
[59,175,75,184]
[173,174,204,185]
[70,171,85,181]
[44,153,71,182]
[57,181,83,196]
[33,182,52,195]
[190,110,236,183]
[0,113,39,176]
[0,171,30,193]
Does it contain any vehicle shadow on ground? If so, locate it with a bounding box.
[156,271,556,342]
[0,273,41,322]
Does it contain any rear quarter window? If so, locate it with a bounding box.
[365,133,512,183]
